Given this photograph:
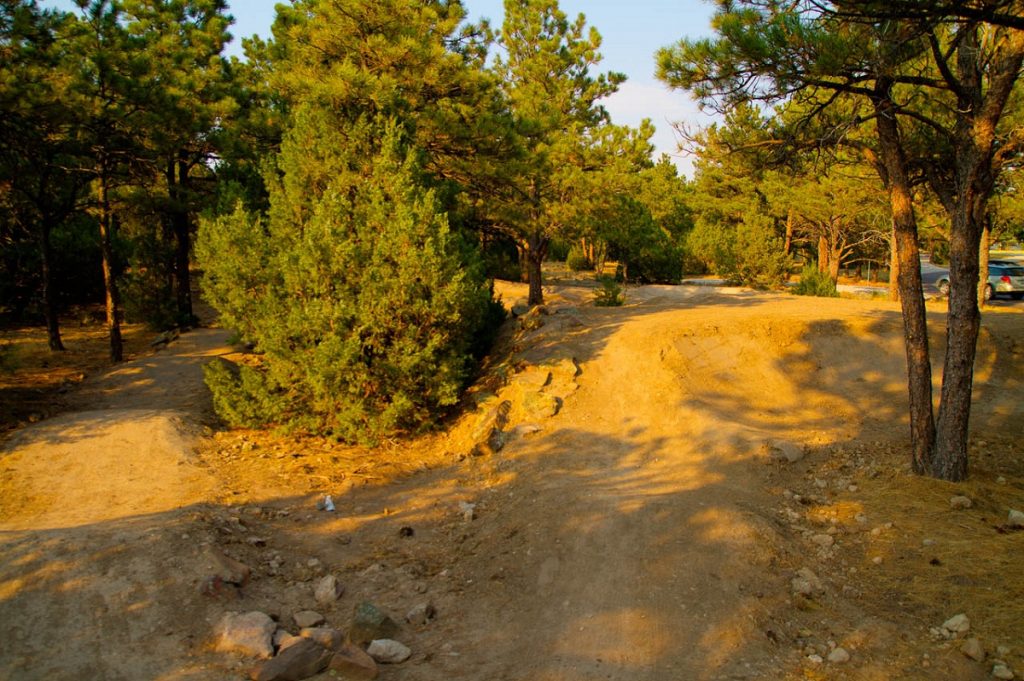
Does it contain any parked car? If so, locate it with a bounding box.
[937,263,1024,300]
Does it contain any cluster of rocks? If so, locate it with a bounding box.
[215,598,430,681]
[461,323,580,459]
[927,613,1017,679]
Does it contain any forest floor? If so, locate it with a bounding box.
[1,276,1023,681]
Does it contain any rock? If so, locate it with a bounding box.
[250,638,333,681]
[827,647,851,664]
[522,391,560,419]
[274,630,303,653]
[510,299,530,316]
[961,638,986,662]
[507,423,543,440]
[329,643,379,680]
[992,663,1015,680]
[950,495,973,510]
[314,575,344,605]
[942,613,971,635]
[791,568,824,596]
[470,400,510,457]
[367,639,412,664]
[768,441,805,463]
[405,603,437,626]
[293,611,325,629]
[458,501,476,522]
[300,627,343,650]
[997,476,1007,485]
[1008,510,1024,528]
[811,534,835,549]
[210,551,252,587]
[349,602,399,646]
[807,654,824,665]
[200,574,240,600]
[511,368,552,391]
[215,611,276,659]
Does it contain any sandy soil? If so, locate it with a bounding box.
[1,282,1022,681]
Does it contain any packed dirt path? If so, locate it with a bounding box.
[1,284,1022,681]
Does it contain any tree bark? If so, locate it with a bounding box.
[38,220,65,352]
[525,232,549,306]
[783,208,794,255]
[817,235,828,274]
[889,220,900,302]
[977,218,991,308]
[98,164,123,363]
[875,92,935,475]
[169,155,194,326]
[932,199,982,481]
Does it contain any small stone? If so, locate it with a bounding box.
[458,501,476,521]
[405,603,437,626]
[349,602,399,646]
[992,663,1015,680]
[807,654,824,665]
[827,647,850,664]
[328,643,379,680]
[250,638,333,681]
[854,513,867,523]
[300,627,343,650]
[997,476,1007,485]
[923,538,936,547]
[210,551,252,587]
[811,534,835,548]
[791,568,824,596]
[1008,510,1024,528]
[998,647,1012,657]
[961,638,986,662]
[872,556,883,565]
[950,495,973,510]
[293,611,325,629]
[314,575,344,605]
[367,639,412,664]
[215,611,276,659]
[768,441,805,463]
[942,613,971,635]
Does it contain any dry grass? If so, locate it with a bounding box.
[805,439,1024,652]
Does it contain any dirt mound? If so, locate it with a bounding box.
[0,409,214,530]
[1,284,1022,681]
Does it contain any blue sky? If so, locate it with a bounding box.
[43,0,718,173]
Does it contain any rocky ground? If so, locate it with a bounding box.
[1,280,1023,681]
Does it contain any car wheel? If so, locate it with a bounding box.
[937,279,950,295]
[983,284,994,302]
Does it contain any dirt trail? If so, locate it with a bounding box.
[1,286,1021,681]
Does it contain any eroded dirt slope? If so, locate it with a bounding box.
[1,285,1022,681]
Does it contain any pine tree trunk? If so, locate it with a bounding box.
[98,166,123,363]
[875,95,935,475]
[889,221,900,302]
[932,193,984,482]
[169,156,194,326]
[39,220,65,352]
[783,208,794,255]
[525,233,548,306]
[977,219,991,309]
[828,244,841,283]
[817,235,828,274]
